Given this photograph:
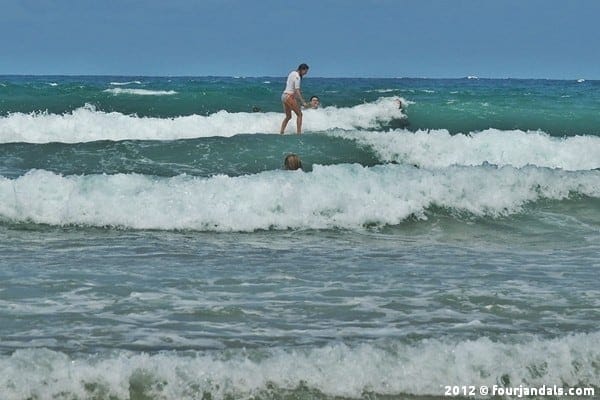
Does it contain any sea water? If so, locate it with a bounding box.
[0,76,599,399]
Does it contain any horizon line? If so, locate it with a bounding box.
[0,73,594,81]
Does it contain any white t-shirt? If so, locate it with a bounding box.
[283,70,301,94]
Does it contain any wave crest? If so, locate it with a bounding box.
[1,333,598,399]
[1,164,598,231]
[332,129,600,171]
[103,88,177,96]
[0,97,406,143]
[109,81,143,86]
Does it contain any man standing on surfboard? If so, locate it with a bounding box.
[280,63,309,134]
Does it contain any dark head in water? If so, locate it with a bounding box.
[284,154,303,170]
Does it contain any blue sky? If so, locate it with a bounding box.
[1,0,599,78]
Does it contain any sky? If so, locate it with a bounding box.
[1,0,599,79]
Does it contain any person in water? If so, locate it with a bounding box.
[280,63,309,134]
[304,95,320,109]
[304,96,321,109]
[284,154,303,170]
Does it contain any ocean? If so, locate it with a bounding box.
[0,75,598,400]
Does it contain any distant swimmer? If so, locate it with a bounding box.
[304,95,320,109]
[390,98,410,129]
[280,63,309,135]
[284,153,303,170]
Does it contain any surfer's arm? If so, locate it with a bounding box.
[295,88,307,107]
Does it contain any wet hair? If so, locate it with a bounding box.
[309,96,319,102]
[297,63,309,80]
[284,153,303,171]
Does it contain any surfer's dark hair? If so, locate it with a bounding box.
[298,63,309,71]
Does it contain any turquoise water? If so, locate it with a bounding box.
[2,76,600,135]
[0,76,599,399]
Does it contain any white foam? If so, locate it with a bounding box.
[577,78,585,83]
[0,333,598,399]
[104,88,177,96]
[332,129,600,171]
[365,88,396,93]
[109,81,142,86]
[0,98,406,143]
[0,164,598,231]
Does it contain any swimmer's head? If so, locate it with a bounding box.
[284,153,303,170]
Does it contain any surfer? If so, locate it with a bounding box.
[280,63,309,134]
[284,154,303,170]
